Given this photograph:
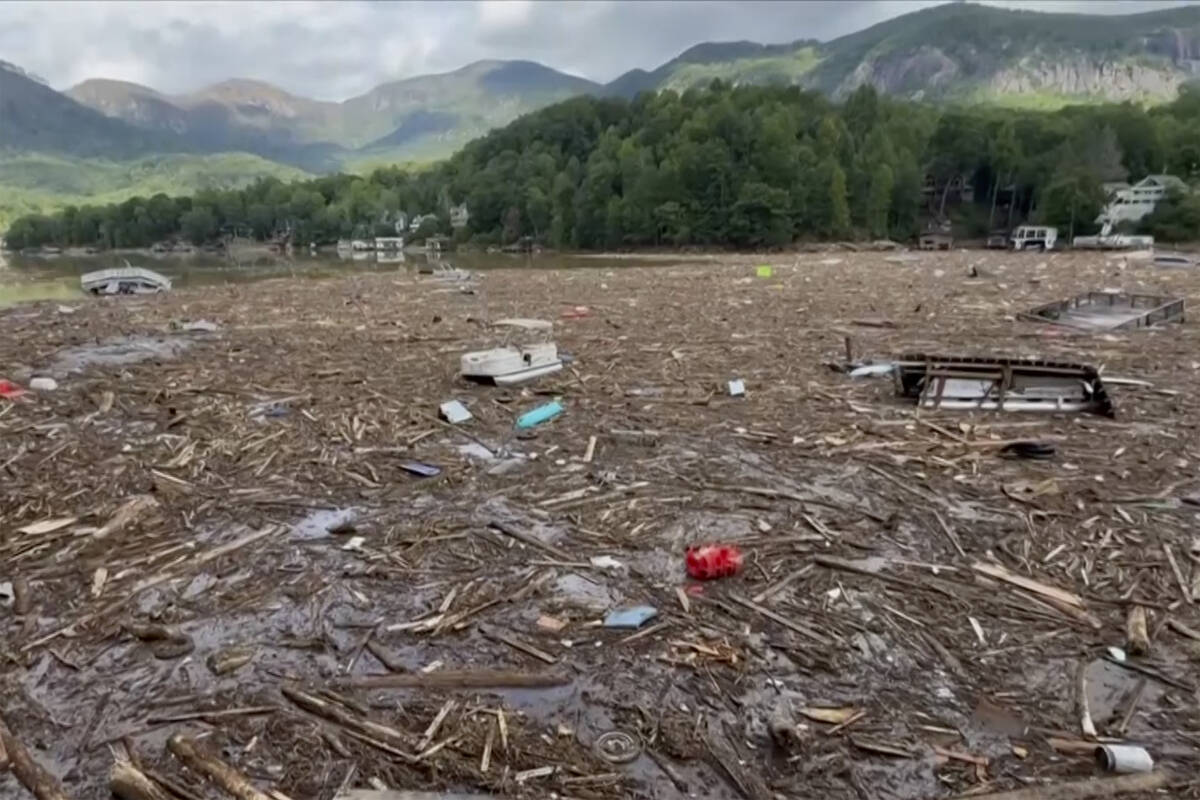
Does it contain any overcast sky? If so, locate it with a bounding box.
[0,0,1194,100]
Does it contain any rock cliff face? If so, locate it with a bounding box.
[1143,27,1200,63]
[988,57,1189,102]
[840,47,962,98]
[826,20,1200,104]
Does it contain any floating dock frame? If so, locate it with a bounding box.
[894,354,1115,417]
[1018,291,1183,331]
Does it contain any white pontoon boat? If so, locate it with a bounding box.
[460,318,563,386]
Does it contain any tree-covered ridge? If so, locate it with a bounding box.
[6,82,1200,251]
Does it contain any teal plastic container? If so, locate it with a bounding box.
[516,401,564,429]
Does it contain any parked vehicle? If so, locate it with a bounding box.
[1010,226,1057,251]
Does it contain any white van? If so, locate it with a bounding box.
[1011,226,1058,251]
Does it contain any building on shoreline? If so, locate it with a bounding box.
[1097,174,1187,225]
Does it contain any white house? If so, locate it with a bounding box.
[449,203,470,230]
[409,213,436,233]
[1096,175,1187,225]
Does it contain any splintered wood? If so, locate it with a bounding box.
[2,250,1200,799]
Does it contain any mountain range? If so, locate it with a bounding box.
[3,2,1200,229]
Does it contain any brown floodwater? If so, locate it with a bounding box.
[0,249,695,308]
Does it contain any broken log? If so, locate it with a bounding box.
[166,735,272,800]
[280,686,418,760]
[0,712,72,800]
[339,669,571,690]
[1125,605,1150,656]
[965,771,1169,799]
[110,758,175,800]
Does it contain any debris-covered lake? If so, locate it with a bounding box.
[1,248,1198,799]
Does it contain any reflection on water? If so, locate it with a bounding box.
[0,249,674,309]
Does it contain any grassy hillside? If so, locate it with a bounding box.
[659,47,822,92]
[0,152,310,233]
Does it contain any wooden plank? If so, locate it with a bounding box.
[340,670,571,690]
[972,562,1085,609]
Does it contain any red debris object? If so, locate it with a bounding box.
[561,305,591,319]
[0,380,26,400]
[686,544,744,580]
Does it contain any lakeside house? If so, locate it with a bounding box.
[409,213,437,233]
[922,172,974,208]
[374,236,404,251]
[450,203,470,230]
[1097,175,1187,225]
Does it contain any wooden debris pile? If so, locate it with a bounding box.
[1,250,1198,799]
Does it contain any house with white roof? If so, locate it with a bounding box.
[1096,175,1187,225]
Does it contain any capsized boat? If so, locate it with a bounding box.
[460,318,563,386]
[81,266,172,295]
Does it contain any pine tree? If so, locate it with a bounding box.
[829,162,851,238]
[867,164,894,239]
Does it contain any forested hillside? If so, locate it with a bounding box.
[7,82,1200,250]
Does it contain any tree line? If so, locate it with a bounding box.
[5,82,1200,251]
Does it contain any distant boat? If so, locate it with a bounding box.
[1154,251,1197,268]
[81,266,172,295]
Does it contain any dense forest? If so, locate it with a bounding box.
[5,82,1200,250]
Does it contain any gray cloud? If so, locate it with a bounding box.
[0,0,1194,100]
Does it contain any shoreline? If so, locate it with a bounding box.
[8,236,1200,261]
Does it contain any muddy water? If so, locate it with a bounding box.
[0,250,691,308]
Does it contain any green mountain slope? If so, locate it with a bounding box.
[603,3,1200,104]
[0,152,310,233]
[51,3,1200,171]
[0,61,175,158]
[807,3,1200,103]
[64,60,601,170]
[605,41,820,96]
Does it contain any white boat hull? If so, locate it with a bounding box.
[494,362,563,386]
[461,344,562,386]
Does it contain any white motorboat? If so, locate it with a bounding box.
[460,318,564,386]
[461,343,563,385]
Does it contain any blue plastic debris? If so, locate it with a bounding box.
[515,401,564,430]
[399,461,442,477]
[603,605,658,629]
